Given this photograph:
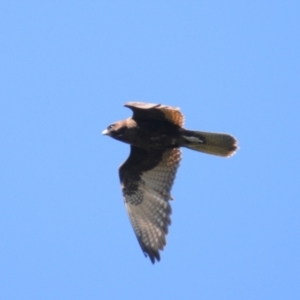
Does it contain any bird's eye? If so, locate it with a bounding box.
[107,124,114,130]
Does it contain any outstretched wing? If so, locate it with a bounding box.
[119,146,181,263]
[124,102,184,127]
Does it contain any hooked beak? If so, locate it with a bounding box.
[102,129,109,135]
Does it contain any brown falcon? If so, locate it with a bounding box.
[102,102,238,263]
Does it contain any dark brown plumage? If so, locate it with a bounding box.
[102,102,238,263]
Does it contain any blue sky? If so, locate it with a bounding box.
[1,2,299,299]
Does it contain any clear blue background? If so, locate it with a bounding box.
[1,2,299,299]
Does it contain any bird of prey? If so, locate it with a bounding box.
[102,102,238,263]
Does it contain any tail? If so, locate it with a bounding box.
[180,129,238,157]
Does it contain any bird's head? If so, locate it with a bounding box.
[102,120,127,141]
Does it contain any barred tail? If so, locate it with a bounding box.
[180,130,238,157]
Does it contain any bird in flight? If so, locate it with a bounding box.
[102,102,238,263]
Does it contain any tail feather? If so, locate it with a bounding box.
[180,130,238,157]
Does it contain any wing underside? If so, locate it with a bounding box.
[119,146,181,263]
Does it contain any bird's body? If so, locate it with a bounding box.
[111,118,181,149]
[103,102,238,263]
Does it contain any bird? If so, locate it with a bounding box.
[102,102,238,263]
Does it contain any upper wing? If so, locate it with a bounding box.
[119,146,181,263]
[124,102,184,127]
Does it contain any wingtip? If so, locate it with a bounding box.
[124,101,160,109]
[146,251,160,264]
[124,101,181,112]
[140,243,161,264]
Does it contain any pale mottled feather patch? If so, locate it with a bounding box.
[123,148,181,263]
